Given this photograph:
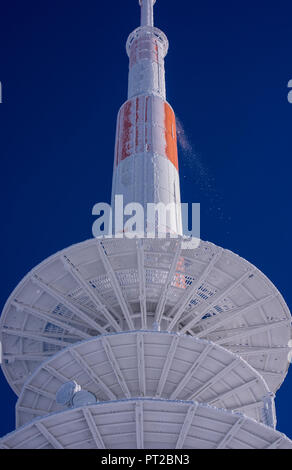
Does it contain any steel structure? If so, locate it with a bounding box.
[0,0,291,449]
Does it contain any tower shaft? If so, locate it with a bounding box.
[111,0,182,236]
[140,0,155,27]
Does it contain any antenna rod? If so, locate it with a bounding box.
[139,0,156,27]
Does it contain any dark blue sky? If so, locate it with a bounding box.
[0,0,292,439]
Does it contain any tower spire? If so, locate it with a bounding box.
[111,0,182,237]
[139,0,156,27]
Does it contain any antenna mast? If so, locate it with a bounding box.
[139,0,156,27]
[111,0,182,236]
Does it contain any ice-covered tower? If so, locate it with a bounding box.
[0,0,292,449]
[111,0,182,236]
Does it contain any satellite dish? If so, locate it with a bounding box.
[72,390,97,407]
[56,381,81,406]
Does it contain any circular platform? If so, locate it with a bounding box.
[1,398,291,449]
[15,330,274,427]
[1,237,291,395]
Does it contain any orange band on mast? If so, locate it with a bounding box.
[164,102,178,171]
[115,96,179,172]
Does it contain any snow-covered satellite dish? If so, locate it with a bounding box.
[72,390,97,407]
[56,381,81,406]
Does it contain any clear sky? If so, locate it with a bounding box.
[0,0,292,439]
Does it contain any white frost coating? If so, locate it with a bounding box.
[111,93,182,236]
[112,155,182,235]
[2,399,292,450]
[139,0,156,27]
[126,26,168,100]
[15,331,275,428]
[128,56,166,100]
